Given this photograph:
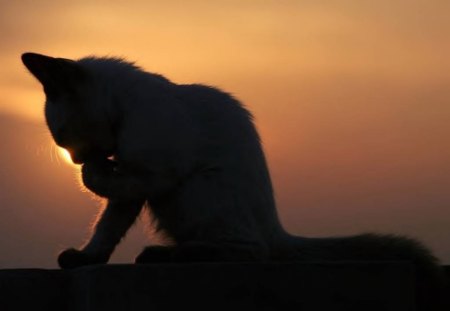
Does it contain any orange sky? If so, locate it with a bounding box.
[0,0,449,267]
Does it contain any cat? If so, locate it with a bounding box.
[22,52,445,308]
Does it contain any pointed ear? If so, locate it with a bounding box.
[21,52,86,95]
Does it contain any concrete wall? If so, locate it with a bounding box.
[0,262,444,311]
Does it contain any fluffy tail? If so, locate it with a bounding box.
[279,233,447,310]
[284,233,436,265]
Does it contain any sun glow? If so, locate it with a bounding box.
[58,147,73,165]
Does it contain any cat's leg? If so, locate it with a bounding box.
[58,198,144,269]
[135,242,268,263]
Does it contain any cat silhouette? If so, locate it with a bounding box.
[22,52,445,310]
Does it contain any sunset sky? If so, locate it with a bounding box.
[0,0,449,268]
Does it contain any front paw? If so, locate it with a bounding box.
[82,159,116,197]
[58,248,107,269]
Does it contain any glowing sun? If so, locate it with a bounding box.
[58,147,73,165]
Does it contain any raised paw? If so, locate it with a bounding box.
[135,246,175,264]
[81,159,116,197]
[58,248,107,269]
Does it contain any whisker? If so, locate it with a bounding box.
[55,145,62,165]
[49,143,55,163]
[54,144,62,166]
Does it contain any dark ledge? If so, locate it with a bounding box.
[0,262,446,311]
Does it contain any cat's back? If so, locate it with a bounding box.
[174,83,262,160]
[175,83,256,139]
[175,83,246,115]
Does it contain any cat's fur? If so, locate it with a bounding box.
[22,53,445,308]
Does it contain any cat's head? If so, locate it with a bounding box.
[21,52,115,164]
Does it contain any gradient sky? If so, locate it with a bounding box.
[0,0,449,268]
